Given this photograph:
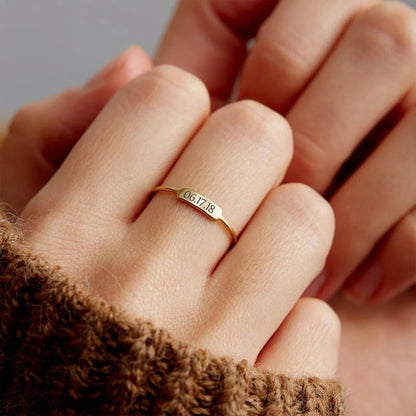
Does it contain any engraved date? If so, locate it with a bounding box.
[182,190,216,214]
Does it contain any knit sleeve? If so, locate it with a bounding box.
[0,211,345,415]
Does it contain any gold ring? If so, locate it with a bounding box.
[150,186,238,247]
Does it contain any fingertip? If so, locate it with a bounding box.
[209,0,278,38]
[84,45,152,89]
[110,45,153,85]
[122,65,211,121]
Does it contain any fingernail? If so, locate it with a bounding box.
[344,262,382,301]
[84,49,128,88]
[303,268,327,297]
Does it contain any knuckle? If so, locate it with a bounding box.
[252,33,308,82]
[150,65,209,101]
[213,100,293,158]
[138,65,209,104]
[356,2,416,58]
[275,183,335,245]
[119,65,210,113]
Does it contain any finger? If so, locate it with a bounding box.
[284,2,416,193]
[0,46,151,213]
[83,46,151,89]
[23,66,210,223]
[314,108,416,300]
[9,46,151,166]
[124,101,292,324]
[155,0,277,108]
[256,298,340,378]
[239,0,376,113]
[343,208,416,303]
[196,184,334,361]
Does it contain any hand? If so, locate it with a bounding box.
[12,65,340,378]
[0,46,151,213]
[156,0,416,304]
[333,291,416,415]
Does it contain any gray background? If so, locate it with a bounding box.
[1,0,415,116]
[0,1,177,116]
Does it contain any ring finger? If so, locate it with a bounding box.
[127,100,293,308]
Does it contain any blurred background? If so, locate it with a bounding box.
[1,0,415,116]
[0,1,176,115]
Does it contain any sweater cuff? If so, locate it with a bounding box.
[0,213,345,415]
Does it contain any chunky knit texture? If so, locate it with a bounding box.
[0,210,345,415]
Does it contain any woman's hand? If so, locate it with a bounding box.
[0,46,151,213]
[156,0,416,304]
[3,1,413,304]
[11,65,340,377]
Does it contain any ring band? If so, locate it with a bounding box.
[150,186,238,247]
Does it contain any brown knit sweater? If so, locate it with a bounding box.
[0,209,345,415]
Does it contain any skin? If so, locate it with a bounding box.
[0,63,340,378]
[332,291,416,415]
[156,0,416,303]
[2,49,414,416]
[155,4,416,410]
[1,1,416,413]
